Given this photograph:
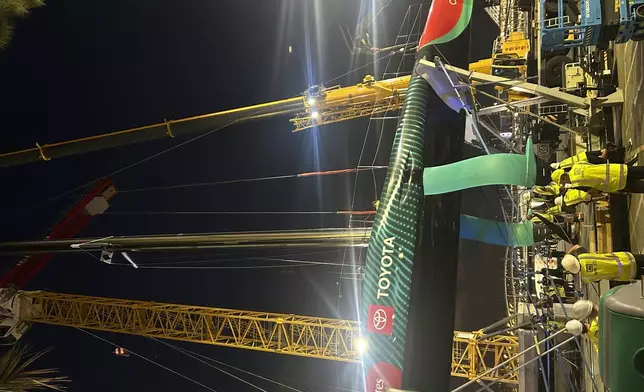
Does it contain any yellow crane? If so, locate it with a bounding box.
[0,75,409,168]
[1,289,519,385]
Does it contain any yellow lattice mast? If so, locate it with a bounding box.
[451,330,519,385]
[3,289,519,384]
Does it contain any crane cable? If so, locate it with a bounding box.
[118,257,364,270]
[134,248,345,266]
[105,210,376,216]
[44,50,401,204]
[151,338,304,392]
[336,2,424,309]
[52,166,386,198]
[150,338,267,392]
[120,249,340,265]
[74,328,219,392]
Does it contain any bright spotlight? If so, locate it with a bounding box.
[356,337,368,354]
[307,97,316,106]
[311,111,320,120]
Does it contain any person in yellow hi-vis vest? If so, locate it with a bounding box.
[546,204,574,215]
[533,182,561,197]
[561,245,644,282]
[551,143,623,170]
[557,163,644,193]
[551,149,607,169]
[529,211,556,224]
[551,168,566,184]
[572,300,600,351]
[554,189,593,209]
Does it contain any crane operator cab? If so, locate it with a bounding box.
[114,347,130,357]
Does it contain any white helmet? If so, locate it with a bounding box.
[573,300,595,320]
[554,196,563,207]
[562,254,581,274]
[565,319,585,336]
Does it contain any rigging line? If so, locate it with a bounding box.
[546,276,601,392]
[136,263,343,270]
[323,50,398,86]
[337,4,421,308]
[74,328,218,392]
[139,249,345,266]
[139,256,364,268]
[64,166,389,196]
[149,338,266,392]
[151,338,304,392]
[44,51,398,204]
[263,257,364,267]
[104,210,376,216]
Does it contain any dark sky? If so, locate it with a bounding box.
[0,1,503,391]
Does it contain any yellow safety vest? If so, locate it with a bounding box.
[563,189,591,206]
[547,205,563,215]
[588,319,599,352]
[559,152,588,169]
[534,182,561,196]
[569,163,627,192]
[531,212,555,223]
[578,251,636,283]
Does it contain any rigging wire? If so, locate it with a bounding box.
[105,210,376,216]
[149,338,267,392]
[336,3,424,310]
[74,328,218,392]
[129,261,352,270]
[136,249,345,266]
[431,45,573,390]
[56,166,388,198]
[31,49,399,208]
[151,338,304,392]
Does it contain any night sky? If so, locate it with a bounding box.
[0,1,503,391]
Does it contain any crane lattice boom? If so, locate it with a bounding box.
[5,289,519,382]
[17,291,361,362]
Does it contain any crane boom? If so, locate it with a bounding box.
[16,291,361,362]
[0,289,519,383]
[0,75,409,168]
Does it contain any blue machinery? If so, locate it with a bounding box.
[540,0,644,50]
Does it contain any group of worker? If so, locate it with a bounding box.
[550,144,644,195]
[528,144,644,349]
[524,144,644,242]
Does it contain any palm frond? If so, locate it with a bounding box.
[0,345,69,391]
[0,0,45,49]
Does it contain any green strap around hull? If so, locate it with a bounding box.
[424,139,536,195]
[459,215,535,247]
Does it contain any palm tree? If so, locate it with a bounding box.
[0,0,45,49]
[0,345,68,391]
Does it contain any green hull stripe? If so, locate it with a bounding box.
[423,139,536,195]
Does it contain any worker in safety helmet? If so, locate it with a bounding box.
[553,189,593,211]
[546,203,575,216]
[572,300,599,351]
[561,244,644,283]
[533,182,561,198]
[555,163,644,194]
[528,210,557,224]
[551,142,624,169]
